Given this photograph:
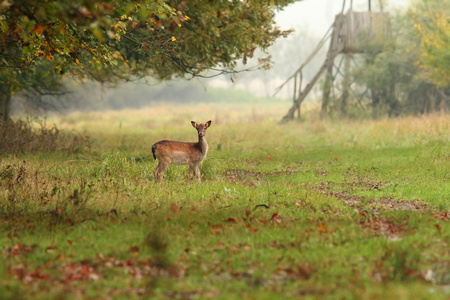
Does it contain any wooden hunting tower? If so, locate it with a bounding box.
[277,6,391,122]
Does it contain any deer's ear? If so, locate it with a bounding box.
[206,120,212,128]
[191,121,198,128]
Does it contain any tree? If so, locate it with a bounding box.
[0,0,296,120]
[409,0,450,88]
[343,0,449,117]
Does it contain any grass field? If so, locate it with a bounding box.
[0,102,449,299]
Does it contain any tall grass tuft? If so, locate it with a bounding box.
[0,117,91,155]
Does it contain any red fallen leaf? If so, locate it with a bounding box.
[333,157,339,161]
[11,244,21,256]
[67,240,73,246]
[129,246,140,253]
[435,224,441,232]
[216,242,225,247]
[359,211,366,216]
[170,204,179,214]
[184,248,189,253]
[209,227,222,235]
[27,269,48,280]
[245,209,251,217]
[248,226,258,233]
[267,155,272,160]
[271,213,281,224]
[8,264,27,278]
[318,225,327,232]
[225,218,237,223]
[209,228,221,235]
[128,268,138,277]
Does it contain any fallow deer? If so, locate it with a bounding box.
[152,120,212,182]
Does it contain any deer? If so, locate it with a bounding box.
[152,120,212,182]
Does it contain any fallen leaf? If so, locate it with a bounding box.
[248,226,258,233]
[318,225,327,232]
[129,246,140,253]
[170,204,179,214]
[45,246,57,254]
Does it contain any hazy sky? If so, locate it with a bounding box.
[276,0,410,36]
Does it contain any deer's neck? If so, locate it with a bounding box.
[198,136,208,155]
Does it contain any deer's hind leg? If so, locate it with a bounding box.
[154,160,170,181]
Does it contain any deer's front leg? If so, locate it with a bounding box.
[195,165,201,183]
[188,164,195,181]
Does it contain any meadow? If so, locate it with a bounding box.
[0,102,449,299]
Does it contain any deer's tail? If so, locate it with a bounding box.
[152,144,157,160]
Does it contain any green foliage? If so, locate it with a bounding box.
[0,0,294,79]
[410,0,450,87]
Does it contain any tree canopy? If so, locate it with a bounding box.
[1,0,294,80]
[0,0,295,120]
[409,0,450,87]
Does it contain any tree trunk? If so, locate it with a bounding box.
[0,85,12,122]
[387,82,400,117]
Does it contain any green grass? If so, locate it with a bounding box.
[0,105,449,299]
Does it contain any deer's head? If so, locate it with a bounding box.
[191,120,211,137]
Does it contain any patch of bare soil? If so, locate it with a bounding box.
[224,167,299,187]
[313,181,430,212]
[357,213,407,240]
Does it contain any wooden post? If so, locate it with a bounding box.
[321,66,333,119]
[341,53,351,117]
